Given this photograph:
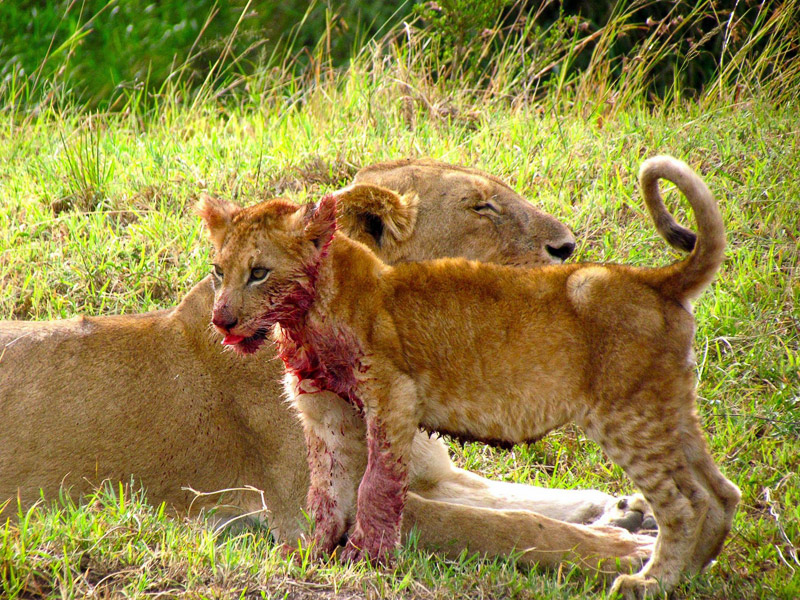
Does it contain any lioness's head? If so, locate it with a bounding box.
[353,159,575,265]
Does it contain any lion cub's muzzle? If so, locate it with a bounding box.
[211,302,269,354]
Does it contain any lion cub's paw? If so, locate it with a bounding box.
[277,542,305,565]
[594,534,654,578]
[339,535,395,566]
[609,573,667,599]
[278,536,333,565]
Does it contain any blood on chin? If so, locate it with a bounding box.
[222,331,268,355]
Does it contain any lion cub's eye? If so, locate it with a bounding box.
[248,267,270,284]
[212,264,224,280]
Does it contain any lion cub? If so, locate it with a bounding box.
[198,157,740,598]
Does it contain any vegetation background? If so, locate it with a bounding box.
[1,0,798,598]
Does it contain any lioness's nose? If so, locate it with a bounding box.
[212,314,238,331]
[546,241,576,261]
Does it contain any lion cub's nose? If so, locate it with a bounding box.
[212,315,238,332]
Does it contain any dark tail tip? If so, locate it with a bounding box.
[665,225,697,253]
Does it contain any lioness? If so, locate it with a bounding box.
[199,156,740,598]
[1,160,653,573]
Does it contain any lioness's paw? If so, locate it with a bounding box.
[605,494,657,534]
[609,573,667,599]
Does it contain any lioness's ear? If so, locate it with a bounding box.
[196,194,240,248]
[334,184,418,248]
[303,195,337,250]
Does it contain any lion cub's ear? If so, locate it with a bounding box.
[333,184,419,249]
[303,195,338,250]
[196,194,240,248]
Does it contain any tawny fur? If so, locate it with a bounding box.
[201,156,740,598]
[0,160,654,574]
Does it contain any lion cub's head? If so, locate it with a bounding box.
[197,192,344,354]
[198,184,425,355]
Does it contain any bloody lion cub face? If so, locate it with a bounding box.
[197,194,336,355]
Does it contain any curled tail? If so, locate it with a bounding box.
[639,156,725,303]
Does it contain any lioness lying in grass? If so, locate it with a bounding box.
[1,160,653,573]
[199,156,740,598]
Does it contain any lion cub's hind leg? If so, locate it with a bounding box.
[679,411,741,571]
[585,389,713,598]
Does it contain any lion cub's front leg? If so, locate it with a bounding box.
[288,374,367,556]
[341,373,419,564]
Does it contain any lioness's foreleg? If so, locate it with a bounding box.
[403,493,654,575]
[407,434,655,531]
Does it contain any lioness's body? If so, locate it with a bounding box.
[0,283,307,535]
[1,160,652,572]
[202,156,740,598]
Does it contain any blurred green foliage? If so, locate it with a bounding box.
[0,0,410,107]
[416,0,798,97]
[1,0,796,109]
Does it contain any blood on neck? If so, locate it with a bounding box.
[272,242,367,412]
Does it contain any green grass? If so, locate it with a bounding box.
[2,483,616,599]
[2,3,800,599]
